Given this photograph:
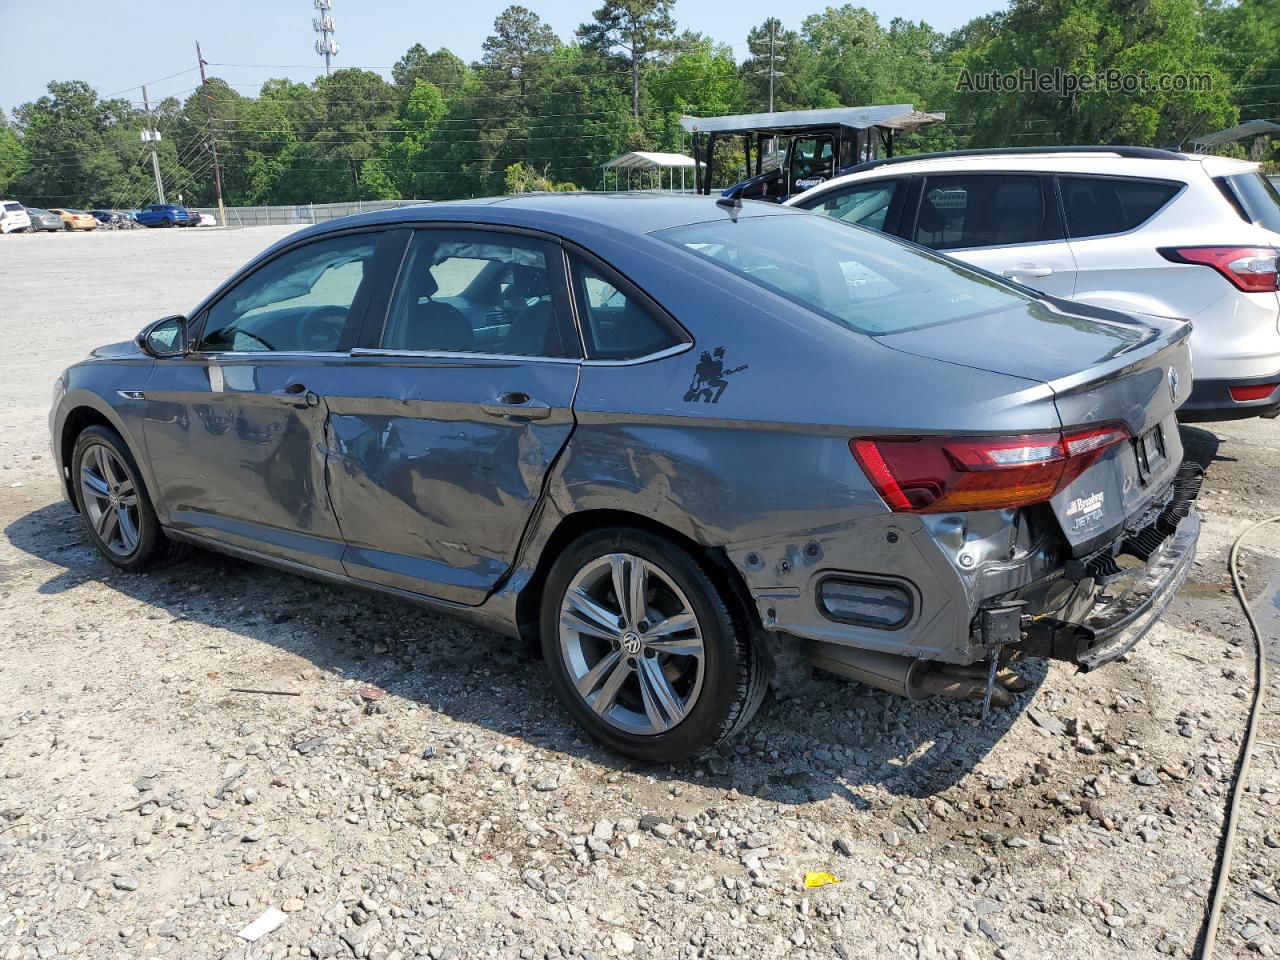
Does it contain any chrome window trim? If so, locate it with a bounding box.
[350,347,580,365]
[581,342,692,366]
[348,341,692,366]
[185,350,352,361]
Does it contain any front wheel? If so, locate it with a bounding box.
[71,425,184,571]
[540,528,768,762]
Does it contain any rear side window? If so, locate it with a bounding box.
[1059,176,1180,239]
[1221,172,1280,234]
[382,230,571,358]
[913,174,1062,250]
[568,254,686,360]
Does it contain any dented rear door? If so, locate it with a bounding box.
[322,227,580,605]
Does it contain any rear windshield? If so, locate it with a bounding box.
[2,202,22,212]
[655,213,1030,336]
[1225,173,1280,234]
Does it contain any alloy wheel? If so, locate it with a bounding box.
[557,552,705,735]
[79,443,141,557]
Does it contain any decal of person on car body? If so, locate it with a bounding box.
[684,346,748,403]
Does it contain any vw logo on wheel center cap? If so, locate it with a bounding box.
[621,631,643,655]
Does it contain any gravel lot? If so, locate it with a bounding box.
[1,226,1278,960]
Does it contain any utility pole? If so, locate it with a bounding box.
[196,42,227,226]
[767,19,777,113]
[141,86,166,204]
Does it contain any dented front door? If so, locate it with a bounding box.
[141,356,351,573]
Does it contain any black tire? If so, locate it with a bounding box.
[71,425,186,571]
[539,527,769,763]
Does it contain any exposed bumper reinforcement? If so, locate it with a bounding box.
[1025,510,1200,671]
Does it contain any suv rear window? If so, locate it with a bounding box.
[1221,172,1280,234]
[657,213,1030,336]
[913,174,1062,250]
[1059,176,1180,238]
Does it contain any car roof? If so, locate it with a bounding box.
[292,193,804,243]
[793,150,1261,196]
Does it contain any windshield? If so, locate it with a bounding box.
[1225,172,1280,234]
[656,213,1031,336]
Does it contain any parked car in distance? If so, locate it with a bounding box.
[50,194,1201,762]
[89,209,126,226]
[136,203,199,228]
[0,200,31,234]
[25,207,65,232]
[48,208,98,231]
[787,147,1280,421]
[197,212,217,227]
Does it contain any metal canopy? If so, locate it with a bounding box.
[604,151,698,170]
[680,104,945,137]
[1190,119,1280,151]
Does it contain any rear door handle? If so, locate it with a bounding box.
[1002,264,1053,278]
[271,382,320,407]
[481,392,551,420]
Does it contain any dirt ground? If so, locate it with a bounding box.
[1,225,1278,960]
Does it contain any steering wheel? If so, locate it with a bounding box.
[297,306,349,351]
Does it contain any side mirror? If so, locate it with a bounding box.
[137,315,187,358]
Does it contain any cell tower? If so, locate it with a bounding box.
[312,0,338,75]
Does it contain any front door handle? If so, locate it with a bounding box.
[1002,264,1054,278]
[481,392,551,420]
[271,383,320,408]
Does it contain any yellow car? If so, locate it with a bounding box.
[48,208,98,231]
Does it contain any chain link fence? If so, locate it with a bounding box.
[190,198,429,227]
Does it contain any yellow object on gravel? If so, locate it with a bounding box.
[803,872,840,888]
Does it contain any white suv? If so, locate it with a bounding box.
[0,201,31,234]
[786,147,1280,421]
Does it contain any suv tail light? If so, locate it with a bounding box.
[1158,246,1279,293]
[851,426,1129,513]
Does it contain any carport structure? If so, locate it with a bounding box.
[602,151,698,192]
[680,104,945,196]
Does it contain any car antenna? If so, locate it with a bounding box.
[716,194,743,220]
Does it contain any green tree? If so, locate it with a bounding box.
[578,0,677,117]
[392,45,471,94]
[952,0,1236,147]
[0,113,25,195]
[483,6,561,98]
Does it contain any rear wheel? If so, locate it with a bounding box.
[71,425,184,571]
[540,528,768,762]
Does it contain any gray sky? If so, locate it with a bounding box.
[2,0,1004,112]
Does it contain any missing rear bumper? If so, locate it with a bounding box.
[1022,510,1199,670]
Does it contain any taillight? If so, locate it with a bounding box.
[850,425,1129,513]
[1229,382,1279,403]
[1159,246,1279,293]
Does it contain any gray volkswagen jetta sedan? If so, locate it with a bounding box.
[50,194,1201,761]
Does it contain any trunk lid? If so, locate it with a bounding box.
[874,297,1194,554]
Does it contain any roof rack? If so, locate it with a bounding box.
[836,145,1189,177]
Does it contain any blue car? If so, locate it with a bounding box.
[136,203,199,228]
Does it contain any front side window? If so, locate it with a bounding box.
[658,213,1030,336]
[800,179,903,232]
[199,233,378,353]
[1059,175,1181,238]
[569,255,686,360]
[381,230,570,358]
[914,174,1062,250]
[789,135,836,192]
